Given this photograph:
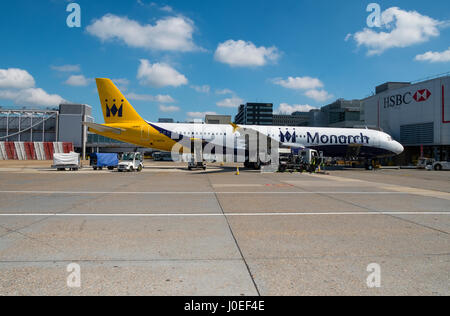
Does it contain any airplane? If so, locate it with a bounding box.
[85,78,404,169]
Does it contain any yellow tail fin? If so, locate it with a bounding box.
[96,78,144,124]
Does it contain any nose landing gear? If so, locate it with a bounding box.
[365,159,375,170]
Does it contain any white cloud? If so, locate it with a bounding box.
[111,78,130,91]
[273,76,333,103]
[125,92,154,101]
[51,65,81,73]
[126,92,175,103]
[351,7,442,55]
[191,85,210,93]
[137,0,153,7]
[214,40,279,67]
[216,96,244,108]
[275,103,316,114]
[214,88,243,108]
[159,104,180,112]
[187,111,217,118]
[155,95,176,103]
[160,5,174,13]
[137,1,173,13]
[0,68,66,107]
[65,75,91,87]
[415,47,450,63]
[137,59,188,88]
[215,89,234,95]
[272,77,323,90]
[0,88,66,107]
[0,68,35,89]
[304,89,333,102]
[112,78,130,86]
[87,14,199,52]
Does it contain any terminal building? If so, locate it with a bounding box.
[0,103,145,158]
[205,115,231,125]
[235,103,274,125]
[234,100,363,128]
[363,75,450,164]
[0,108,60,142]
[273,112,310,126]
[317,99,363,128]
[158,118,174,123]
[0,104,94,150]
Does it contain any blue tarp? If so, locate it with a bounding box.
[90,153,119,167]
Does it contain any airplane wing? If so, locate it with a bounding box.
[83,122,124,135]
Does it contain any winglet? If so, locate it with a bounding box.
[230,123,240,133]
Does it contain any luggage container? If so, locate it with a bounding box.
[89,153,119,170]
[52,152,80,171]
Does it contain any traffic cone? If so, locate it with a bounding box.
[236,167,240,175]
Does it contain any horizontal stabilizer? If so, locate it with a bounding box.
[83,122,124,135]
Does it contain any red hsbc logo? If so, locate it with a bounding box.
[413,89,431,102]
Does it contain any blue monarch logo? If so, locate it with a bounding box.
[106,101,123,118]
[279,130,297,143]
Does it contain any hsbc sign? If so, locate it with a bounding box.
[384,89,432,108]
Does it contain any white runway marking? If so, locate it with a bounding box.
[0,190,436,195]
[0,212,448,217]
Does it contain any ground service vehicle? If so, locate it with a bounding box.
[52,152,80,171]
[188,140,206,171]
[118,152,144,172]
[417,157,450,171]
[417,157,435,169]
[278,148,321,173]
[89,153,119,170]
[188,159,207,170]
[431,160,450,171]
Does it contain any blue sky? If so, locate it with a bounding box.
[0,0,449,122]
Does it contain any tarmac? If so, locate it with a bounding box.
[0,160,448,296]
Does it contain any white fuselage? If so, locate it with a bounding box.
[149,122,404,159]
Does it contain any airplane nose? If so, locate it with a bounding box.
[395,142,404,155]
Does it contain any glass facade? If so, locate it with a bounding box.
[0,110,58,142]
[235,103,273,125]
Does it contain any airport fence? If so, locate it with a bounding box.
[0,142,74,160]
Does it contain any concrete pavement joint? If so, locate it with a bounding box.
[0,212,448,217]
[1,252,448,265]
[206,174,262,296]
